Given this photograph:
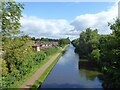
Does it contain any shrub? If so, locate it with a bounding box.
[45,47,59,56]
[35,51,46,63]
[90,49,100,61]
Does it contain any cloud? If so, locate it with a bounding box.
[20,15,77,40]
[20,2,118,40]
[71,2,118,34]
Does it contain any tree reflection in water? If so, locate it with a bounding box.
[78,59,102,81]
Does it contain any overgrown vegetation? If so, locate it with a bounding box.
[72,18,120,88]
[1,46,60,88]
[45,47,60,56]
[0,2,61,88]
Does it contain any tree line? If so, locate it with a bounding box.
[71,19,120,88]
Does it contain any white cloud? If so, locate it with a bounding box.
[20,15,77,40]
[20,2,118,40]
[71,2,118,34]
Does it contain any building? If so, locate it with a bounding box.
[32,41,59,51]
[32,43,40,51]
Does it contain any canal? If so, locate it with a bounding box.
[40,44,102,88]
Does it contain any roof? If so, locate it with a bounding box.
[36,41,58,45]
[32,41,58,47]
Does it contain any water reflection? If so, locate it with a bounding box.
[40,44,102,88]
[79,69,100,81]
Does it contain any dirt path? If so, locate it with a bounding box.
[21,46,67,89]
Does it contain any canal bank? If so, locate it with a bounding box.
[40,44,102,88]
[29,45,68,89]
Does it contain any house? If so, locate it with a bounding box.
[52,42,59,46]
[32,41,59,51]
[32,43,40,51]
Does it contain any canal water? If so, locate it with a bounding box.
[40,44,102,88]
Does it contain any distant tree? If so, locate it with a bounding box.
[36,38,41,41]
[31,37,35,41]
[40,38,49,42]
[71,38,79,52]
[59,38,70,46]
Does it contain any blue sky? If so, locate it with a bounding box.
[20,2,118,40]
[22,2,114,21]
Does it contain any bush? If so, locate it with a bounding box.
[2,47,60,88]
[90,49,100,61]
[1,59,8,76]
[35,51,46,63]
[45,47,59,56]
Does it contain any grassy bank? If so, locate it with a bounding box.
[8,47,61,88]
[30,45,68,89]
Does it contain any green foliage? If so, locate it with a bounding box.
[59,37,70,46]
[73,28,99,58]
[35,51,46,63]
[99,19,120,88]
[90,49,100,61]
[72,18,120,88]
[1,59,8,76]
[2,43,60,88]
[1,2,61,88]
[71,38,79,47]
[71,38,79,52]
[1,2,24,39]
[40,38,49,42]
[31,46,66,89]
[45,47,60,56]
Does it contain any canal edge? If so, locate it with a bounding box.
[31,45,69,89]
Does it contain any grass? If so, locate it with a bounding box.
[9,47,61,88]
[30,53,62,89]
[30,45,68,89]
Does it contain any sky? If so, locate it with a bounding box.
[22,2,114,21]
[20,1,118,40]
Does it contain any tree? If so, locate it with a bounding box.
[59,38,70,46]
[78,28,99,58]
[71,38,79,52]
[1,1,24,71]
[1,59,8,76]
[40,38,49,42]
[1,2,24,40]
[72,18,120,88]
[99,19,120,88]
[31,37,35,41]
[1,2,26,87]
[90,49,100,61]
